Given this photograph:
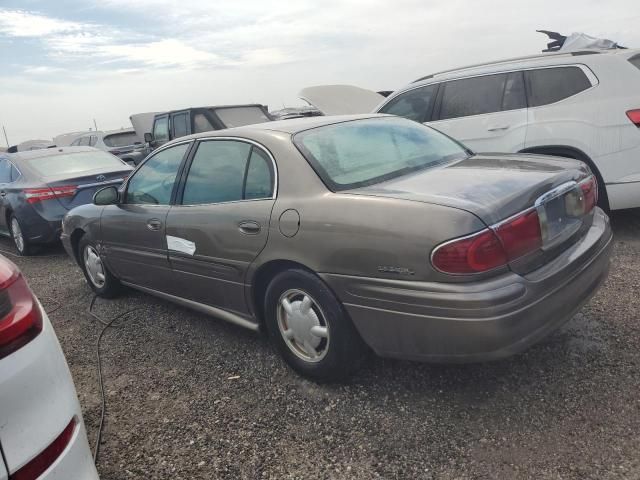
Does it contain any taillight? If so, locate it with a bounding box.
[24,185,77,204]
[0,258,42,359]
[626,109,640,127]
[579,175,598,213]
[432,210,542,274]
[10,418,76,480]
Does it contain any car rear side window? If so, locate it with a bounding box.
[525,67,592,107]
[193,113,214,133]
[378,84,438,122]
[439,73,516,120]
[213,107,271,128]
[10,164,20,182]
[125,143,189,205]
[244,148,274,200]
[182,141,252,205]
[172,113,190,138]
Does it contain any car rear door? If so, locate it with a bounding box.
[100,141,192,292]
[165,138,276,315]
[427,71,528,152]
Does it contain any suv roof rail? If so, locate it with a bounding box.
[411,50,602,83]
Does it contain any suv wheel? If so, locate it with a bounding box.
[264,268,368,381]
[79,236,121,298]
[9,215,32,256]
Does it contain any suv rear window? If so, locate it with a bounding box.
[28,151,126,177]
[103,132,139,147]
[525,67,592,107]
[214,107,271,128]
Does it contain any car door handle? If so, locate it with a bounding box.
[238,221,261,235]
[487,125,510,131]
[147,218,162,231]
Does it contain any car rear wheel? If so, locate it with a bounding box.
[264,268,368,381]
[79,236,121,298]
[10,215,33,256]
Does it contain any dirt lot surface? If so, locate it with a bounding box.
[2,209,639,480]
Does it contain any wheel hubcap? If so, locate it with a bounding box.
[277,289,329,363]
[11,218,24,252]
[84,245,106,288]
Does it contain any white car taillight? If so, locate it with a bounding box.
[0,258,42,359]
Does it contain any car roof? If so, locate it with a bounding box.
[159,104,268,116]
[10,146,100,161]
[166,114,390,144]
[410,48,640,86]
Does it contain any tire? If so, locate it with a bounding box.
[9,215,33,256]
[264,268,368,381]
[78,235,121,298]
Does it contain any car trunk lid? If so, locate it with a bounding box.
[45,169,130,210]
[346,153,595,274]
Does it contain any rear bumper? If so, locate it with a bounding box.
[0,308,98,478]
[321,209,613,362]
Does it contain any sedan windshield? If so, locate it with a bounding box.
[27,151,127,177]
[294,117,469,190]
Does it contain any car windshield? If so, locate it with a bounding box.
[27,151,126,177]
[293,117,469,190]
[103,132,139,147]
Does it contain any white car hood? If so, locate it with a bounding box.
[299,85,385,115]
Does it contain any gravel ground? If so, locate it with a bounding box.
[2,209,639,480]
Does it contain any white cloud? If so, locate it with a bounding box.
[0,9,87,37]
[96,39,221,68]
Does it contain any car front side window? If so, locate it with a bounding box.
[125,143,190,205]
[378,84,438,122]
[153,116,170,142]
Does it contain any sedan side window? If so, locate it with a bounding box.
[182,141,251,205]
[125,143,190,205]
[244,148,274,200]
[378,84,437,122]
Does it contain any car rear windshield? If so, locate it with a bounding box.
[213,106,271,128]
[103,132,139,147]
[28,151,126,177]
[293,117,469,191]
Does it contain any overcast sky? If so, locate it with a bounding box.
[1,1,638,144]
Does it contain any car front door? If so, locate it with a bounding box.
[100,141,192,292]
[165,139,276,315]
[170,111,191,140]
[427,71,528,153]
[151,115,170,150]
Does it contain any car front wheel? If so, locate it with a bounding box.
[79,236,121,298]
[264,268,368,381]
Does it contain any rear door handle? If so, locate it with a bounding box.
[487,125,510,132]
[238,221,261,235]
[147,218,162,231]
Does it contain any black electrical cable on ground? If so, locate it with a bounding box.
[89,295,146,463]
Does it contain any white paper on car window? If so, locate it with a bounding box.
[166,235,196,255]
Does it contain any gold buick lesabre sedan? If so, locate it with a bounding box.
[61,115,612,380]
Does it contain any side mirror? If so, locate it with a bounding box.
[93,186,120,206]
[143,132,153,143]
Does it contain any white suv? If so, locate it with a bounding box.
[375,49,640,210]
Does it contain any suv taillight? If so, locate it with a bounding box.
[24,186,77,204]
[0,258,42,359]
[626,109,640,127]
[432,210,543,274]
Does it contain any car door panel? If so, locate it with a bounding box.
[100,142,191,292]
[165,139,276,314]
[167,200,274,314]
